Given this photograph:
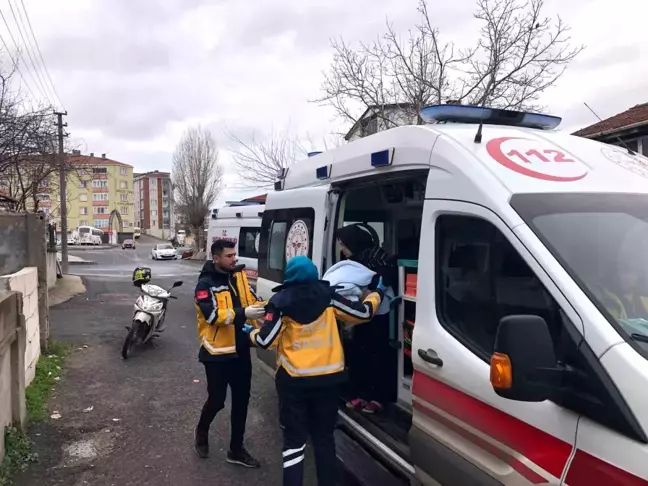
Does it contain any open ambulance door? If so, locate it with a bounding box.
[255,184,338,372]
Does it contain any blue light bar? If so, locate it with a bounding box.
[316,165,331,180]
[371,148,394,167]
[419,104,562,130]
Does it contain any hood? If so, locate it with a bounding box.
[270,280,334,324]
[199,261,246,279]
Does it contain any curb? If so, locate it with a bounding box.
[68,261,98,265]
[58,246,115,251]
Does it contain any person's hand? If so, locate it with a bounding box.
[245,305,265,320]
[242,324,254,334]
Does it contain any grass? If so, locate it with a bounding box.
[25,341,69,422]
[0,340,70,484]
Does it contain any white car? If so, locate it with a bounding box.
[151,244,177,260]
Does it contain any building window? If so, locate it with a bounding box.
[36,194,50,201]
[120,193,128,202]
[120,167,128,176]
[93,193,109,201]
[120,181,128,189]
[79,220,89,226]
[92,180,108,188]
[80,194,88,202]
[80,207,88,215]
[121,206,129,215]
[79,181,88,188]
[94,219,109,228]
[92,167,107,174]
[94,206,108,214]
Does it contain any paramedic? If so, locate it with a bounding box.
[193,239,266,467]
[246,256,384,486]
[598,257,648,320]
[336,224,397,414]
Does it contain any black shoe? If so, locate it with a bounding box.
[226,448,260,468]
[194,428,209,459]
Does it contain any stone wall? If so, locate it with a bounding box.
[0,268,39,385]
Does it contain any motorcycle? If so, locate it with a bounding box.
[122,280,183,359]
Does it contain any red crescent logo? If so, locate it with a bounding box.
[486,137,587,182]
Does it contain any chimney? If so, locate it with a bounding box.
[72,149,81,156]
[90,152,94,157]
[101,154,106,159]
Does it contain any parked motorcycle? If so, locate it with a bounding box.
[122,280,183,359]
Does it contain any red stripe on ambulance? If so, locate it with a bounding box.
[566,449,648,486]
[413,372,570,478]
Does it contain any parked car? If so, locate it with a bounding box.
[122,239,136,250]
[151,244,177,260]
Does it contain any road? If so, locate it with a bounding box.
[15,236,338,486]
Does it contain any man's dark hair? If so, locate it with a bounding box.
[211,239,236,256]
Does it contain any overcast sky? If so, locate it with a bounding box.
[14,0,648,204]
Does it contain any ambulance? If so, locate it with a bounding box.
[207,202,264,285]
[254,105,648,485]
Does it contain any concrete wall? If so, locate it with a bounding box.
[0,213,49,346]
[0,290,27,462]
[46,250,57,289]
[0,268,40,385]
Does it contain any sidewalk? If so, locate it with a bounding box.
[57,253,96,265]
[13,276,319,485]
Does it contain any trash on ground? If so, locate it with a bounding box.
[51,412,62,420]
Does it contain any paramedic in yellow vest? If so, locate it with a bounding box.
[245,256,384,486]
[193,239,266,467]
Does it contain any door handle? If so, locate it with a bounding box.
[418,348,443,367]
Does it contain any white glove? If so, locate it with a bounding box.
[244,305,266,320]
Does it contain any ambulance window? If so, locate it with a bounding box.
[268,222,287,270]
[239,227,260,259]
[435,215,563,360]
[259,208,315,282]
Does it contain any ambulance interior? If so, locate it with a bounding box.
[331,171,426,451]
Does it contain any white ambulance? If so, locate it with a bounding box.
[254,105,648,485]
[207,202,264,285]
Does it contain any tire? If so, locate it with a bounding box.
[122,321,141,359]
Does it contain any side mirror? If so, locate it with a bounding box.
[490,315,557,402]
[172,281,183,288]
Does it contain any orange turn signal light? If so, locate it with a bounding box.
[490,352,513,390]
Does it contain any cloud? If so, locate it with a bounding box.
[17,0,648,207]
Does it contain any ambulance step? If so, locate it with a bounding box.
[335,429,407,486]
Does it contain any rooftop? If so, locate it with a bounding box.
[134,170,171,179]
[572,102,648,138]
[68,154,132,168]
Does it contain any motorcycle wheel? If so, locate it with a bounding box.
[121,322,141,359]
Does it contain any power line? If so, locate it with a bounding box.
[0,27,36,100]
[17,0,64,110]
[8,0,54,104]
[0,4,49,104]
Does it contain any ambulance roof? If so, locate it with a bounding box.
[281,122,648,198]
[210,204,265,220]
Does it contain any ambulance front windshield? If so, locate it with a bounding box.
[511,192,648,358]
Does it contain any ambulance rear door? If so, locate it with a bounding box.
[256,184,338,371]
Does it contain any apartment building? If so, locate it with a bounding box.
[42,152,134,235]
[133,170,174,239]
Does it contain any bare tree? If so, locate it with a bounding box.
[229,127,343,189]
[172,126,223,250]
[316,0,584,128]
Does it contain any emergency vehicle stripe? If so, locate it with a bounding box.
[565,449,648,485]
[412,371,571,479]
[412,401,547,483]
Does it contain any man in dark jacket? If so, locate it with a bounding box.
[246,256,384,486]
[193,239,266,467]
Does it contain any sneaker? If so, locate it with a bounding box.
[345,398,366,410]
[194,427,209,459]
[227,448,260,468]
[362,401,383,414]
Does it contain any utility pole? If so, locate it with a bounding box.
[55,111,68,274]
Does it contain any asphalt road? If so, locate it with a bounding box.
[15,237,336,486]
